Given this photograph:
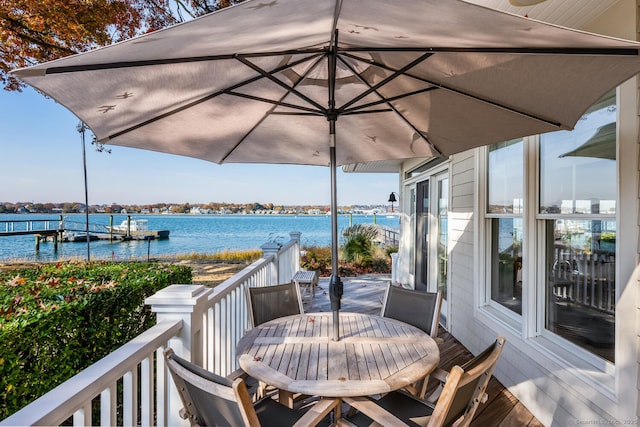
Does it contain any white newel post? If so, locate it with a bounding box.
[145,284,213,427]
[290,231,302,268]
[390,252,398,284]
[289,231,301,244]
[261,242,281,285]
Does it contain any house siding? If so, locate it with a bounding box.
[399,3,640,425]
[448,151,476,345]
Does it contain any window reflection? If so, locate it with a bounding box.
[545,220,615,362]
[488,139,524,214]
[540,91,616,363]
[491,218,523,314]
[540,92,616,214]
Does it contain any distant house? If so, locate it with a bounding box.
[189,206,204,214]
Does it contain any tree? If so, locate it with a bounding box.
[1,0,244,91]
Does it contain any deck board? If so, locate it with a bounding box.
[304,274,542,427]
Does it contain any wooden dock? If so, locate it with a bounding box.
[0,216,169,252]
[303,274,543,427]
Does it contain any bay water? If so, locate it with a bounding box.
[0,213,400,262]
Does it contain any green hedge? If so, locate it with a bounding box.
[0,261,191,420]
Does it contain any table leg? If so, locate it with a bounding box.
[279,389,294,408]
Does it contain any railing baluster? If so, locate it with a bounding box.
[205,306,216,372]
[155,346,167,427]
[221,298,229,376]
[212,304,220,373]
[232,289,238,370]
[100,383,117,427]
[72,402,91,426]
[141,354,154,427]
[123,369,138,427]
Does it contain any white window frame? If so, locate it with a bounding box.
[477,88,633,398]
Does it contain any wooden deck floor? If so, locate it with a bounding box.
[304,274,543,427]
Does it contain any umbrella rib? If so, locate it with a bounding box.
[33,47,640,74]
[226,91,324,115]
[24,46,639,75]
[342,87,438,114]
[340,46,640,56]
[106,53,324,141]
[337,52,434,111]
[235,55,328,114]
[219,54,328,163]
[340,51,563,128]
[338,55,442,156]
[38,49,326,74]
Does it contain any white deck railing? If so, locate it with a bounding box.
[1,232,302,427]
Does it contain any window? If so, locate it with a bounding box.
[487,140,524,315]
[539,91,616,363]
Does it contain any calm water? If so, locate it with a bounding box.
[0,213,400,262]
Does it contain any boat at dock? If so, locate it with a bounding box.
[61,231,100,242]
[106,219,170,240]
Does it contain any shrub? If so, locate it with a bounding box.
[301,246,332,276]
[0,261,191,419]
[301,232,393,277]
[341,224,379,266]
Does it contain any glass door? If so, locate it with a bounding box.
[415,180,429,291]
[435,174,449,322]
[414,172,449,321]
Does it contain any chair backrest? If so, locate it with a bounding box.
[430,337,507,427]
[164,348,258,427]
[381,284,442,337]
[245,282,304,327]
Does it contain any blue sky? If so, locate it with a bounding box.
[1,87,399,206]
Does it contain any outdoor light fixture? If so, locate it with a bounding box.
[388,192,398,212]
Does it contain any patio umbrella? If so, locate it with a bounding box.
[560,122,616,161]
[11,0,640,340]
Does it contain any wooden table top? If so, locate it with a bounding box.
[236,312,440,398]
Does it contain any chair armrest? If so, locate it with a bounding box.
[293,398,341,427]
[431,367,448,383]
[227,368,248,380]
[342,396,411,427]
[425,367,449,403]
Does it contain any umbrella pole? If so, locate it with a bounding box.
[328,28,343,341]
[329,136,343,342]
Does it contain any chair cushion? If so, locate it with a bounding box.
[256,398,335,427]
[254,399,301,427]
[347,391,434,427]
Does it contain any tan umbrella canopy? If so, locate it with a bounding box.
[11,0,640,339]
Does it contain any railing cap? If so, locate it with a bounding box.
[261,242,281,256]
[145,284,212,312]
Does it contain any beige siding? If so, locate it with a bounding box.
[448,151,476,341]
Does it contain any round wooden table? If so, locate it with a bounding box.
[236,312,440,402]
